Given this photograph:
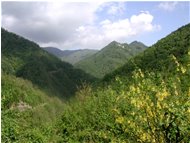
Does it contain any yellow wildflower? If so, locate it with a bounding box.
[116,116,124,124]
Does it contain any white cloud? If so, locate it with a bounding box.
[2,2,160,50]
[2,2,103,44]
[72,11,161,49]
[158,2,178,11]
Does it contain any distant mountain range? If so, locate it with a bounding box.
[44,41,147,79]
[44,47,98,64]
[74,40,147,78]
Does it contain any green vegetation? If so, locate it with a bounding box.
[1,23,190,142]
[2,74,64,142]
[55,63,190,142]
[75,41,147,78]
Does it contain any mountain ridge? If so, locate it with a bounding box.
[75,40,147,78]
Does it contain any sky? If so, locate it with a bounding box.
[1,1,190,50]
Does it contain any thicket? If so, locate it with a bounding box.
[55,53,190,142]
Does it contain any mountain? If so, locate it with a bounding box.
[74,41,147,78]
[44,47,98,64]
[1,28,96,98]
[103,23,190,83]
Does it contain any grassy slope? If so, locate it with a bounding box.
[2,74,64,142]
[75,41,147,78]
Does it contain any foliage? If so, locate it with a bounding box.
[54,54,190,142]
[1,74,64,142]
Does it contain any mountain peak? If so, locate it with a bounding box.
[130,41,142,45]
[109,40,119,45]
[129,41,147,49]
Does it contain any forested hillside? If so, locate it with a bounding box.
[2,28,96,98]
[75,41,147,78]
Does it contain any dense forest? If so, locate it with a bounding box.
[1,23,190,142]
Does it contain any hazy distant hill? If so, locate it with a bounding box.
[44,47,98,64]
[75,41,147,78]
[61,49,98,64]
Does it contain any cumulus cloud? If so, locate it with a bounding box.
[2,2,160,50]
[2,2,102,45]
[72,11,161,49]
[158,2,178,11]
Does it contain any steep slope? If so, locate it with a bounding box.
[75,41,147,78]
[44,47,98,64]
[103,23,190,83]
[1,28,96,98]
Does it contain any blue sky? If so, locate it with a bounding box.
[2,1,190,50]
